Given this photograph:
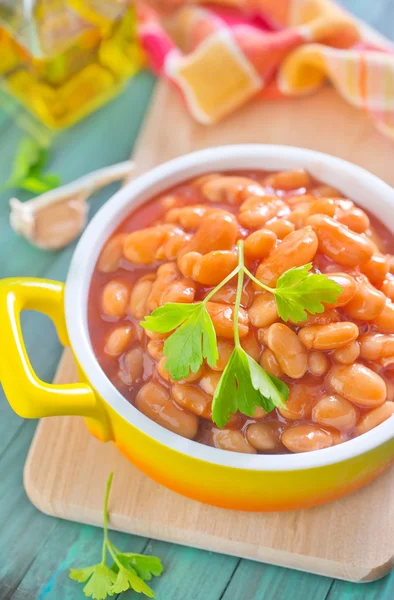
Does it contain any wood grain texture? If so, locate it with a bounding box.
[24,76,394,585]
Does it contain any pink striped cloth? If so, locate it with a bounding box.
[136,0,394,137]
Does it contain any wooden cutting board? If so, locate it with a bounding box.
[24,81,394,583]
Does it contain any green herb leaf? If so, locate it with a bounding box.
[119,554,164,581]
[274,263,342,322]
[142,303,218,380]
[212,347,288,428]
[141,302,198,333]
[69,473,163,599]
[3,137,61,194]
[4,138,42,188]
[70,564,116,599]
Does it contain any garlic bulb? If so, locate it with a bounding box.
[10,161,134,250]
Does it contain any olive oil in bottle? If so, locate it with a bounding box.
[0,0,144,130]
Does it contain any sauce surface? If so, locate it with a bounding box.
[88,169,394,454]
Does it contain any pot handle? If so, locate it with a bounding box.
[0,278,111,438]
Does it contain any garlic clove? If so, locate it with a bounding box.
[9,160,134,250]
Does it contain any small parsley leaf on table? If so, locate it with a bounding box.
[69,473,163,599]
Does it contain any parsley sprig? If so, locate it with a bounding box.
[69,473,163,599]
[3,138,60,194]
[141,241,341,427]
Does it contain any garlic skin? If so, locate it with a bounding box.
[9,161,134,250]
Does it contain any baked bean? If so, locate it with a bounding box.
[332,341,360,364]
[255,227,318,287]
[251,407,267,419]
[263,169,311,191]
[172,383,212,419]
[298,322,359,351]
[337,207,370,234]
[282,424,334,452]
[307,214,373,266]
[360,254,389,288]
[97,233,127,273]
[158,357,203,383]
[312,395,358,431]
[180,210,238,256]
[359,333,394,361]
[104,325,133,356]
[356,402,394,435]
[246,421,283,452]
[260,348,283,378]
[212,339,234,371]
[124,224,176,264]
[178,251,202,278]
[239,196,290,228]
[165,205,212,229]
[287,194,315,206]
[199,369,222,396]
[211,282,253,308]
[267,323,307,379]
[265,218,295,239]
[192,251,238,285]
[136,382,198,439]
[244,229,277,260]
[309,198,336,218]
[147,262,179,311]
[373,300,394,333]
[160,279,196,304]
[381,274,394,301]
[287,205,310,229]
[344,275,386,321]
[323,273,356,308]
[278,381,315,420]
[102,280,130,318]
[388,255,394,274]
[156,229,191,260]
[212,429,257,453]
[119,347,144,385]
[248,292,278,328]
[147,339,164,360]
[308,351,330,376]
[192,173,221,188]
[312,184,340,197]
[202,176,264,204]
[327,364,386,407]
[291,308,341,327]
[240,330,261,362]
[257,327,270,345]
[206,302,249,338]
[144,329,169,340]
[129,277,154,319]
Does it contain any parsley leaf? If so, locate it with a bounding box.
[141,302,197,333]
[120,554,164,580]
[3,137,60,194]
[69,473,163,599]
[273,263,342,322]
[142,303,218,380]
[70,564,116,599]
[212,347,288,428]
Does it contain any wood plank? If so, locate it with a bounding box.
[221,561,333,600]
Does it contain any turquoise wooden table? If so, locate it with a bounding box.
[1,2,394,598]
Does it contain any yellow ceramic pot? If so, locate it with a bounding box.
[2,145,394,512]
